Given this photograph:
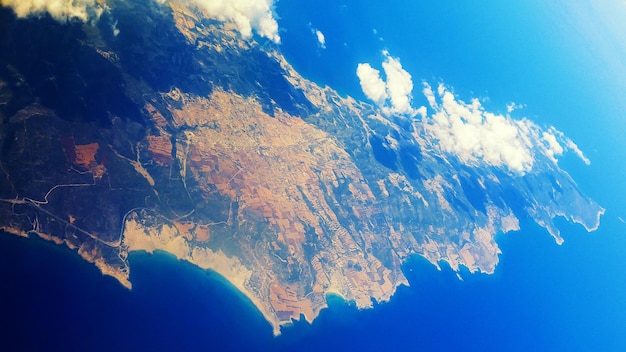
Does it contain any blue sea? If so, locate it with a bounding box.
[3,1,626,351]
[3,218,626,351]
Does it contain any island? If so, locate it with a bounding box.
[0,0,603,335]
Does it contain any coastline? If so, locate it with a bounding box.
[156,250,283,336]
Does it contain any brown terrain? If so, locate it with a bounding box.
[61,137,106,179]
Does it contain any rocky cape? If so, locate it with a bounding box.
[0,0,603,335]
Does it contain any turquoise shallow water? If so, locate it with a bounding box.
[2,1,626,351]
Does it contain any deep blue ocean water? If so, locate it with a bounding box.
[3,217,626,351]
[2,1,626,351]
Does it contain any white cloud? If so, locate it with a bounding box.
[0,0,105,22]
[315,29,325,48]
[415,105,427,119]
[423,83,437,109]
[543,127,591,165]
[565,139,590,165]
[506,101,525,113]
[1,0,281,43]
[356,63,388,106]
[357,51,416,116]
[425,84,534,173]
[190,0,280,43]
[541,130,564,162]
[382,54,414,115]
[422,83,590,173]
[111,20,120,37]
